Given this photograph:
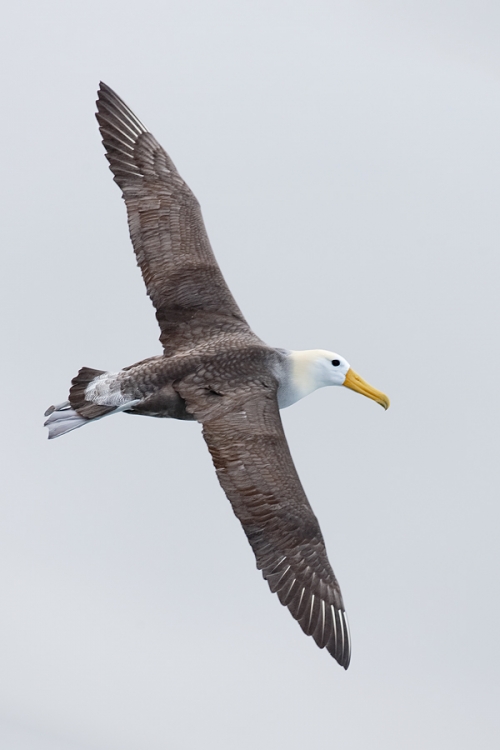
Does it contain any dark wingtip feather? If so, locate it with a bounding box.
[95,82,152,188]
[325,608,351,669]
[262,552,351,668]
[96,82,148,134]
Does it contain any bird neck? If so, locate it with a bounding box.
[278,350,328,408]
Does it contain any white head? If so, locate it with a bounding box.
[307,349,351,387]
[280,349,390,410]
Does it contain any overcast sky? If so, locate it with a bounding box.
[1,1,500,748]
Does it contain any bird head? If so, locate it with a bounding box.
[301,350,390,410]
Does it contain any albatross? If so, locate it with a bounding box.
[45,83,389,669]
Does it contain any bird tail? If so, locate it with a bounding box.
[44,403,89,439]
[44,367,116,439]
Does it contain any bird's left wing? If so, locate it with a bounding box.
[175,377,351,668]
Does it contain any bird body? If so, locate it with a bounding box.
[45,83,390,669]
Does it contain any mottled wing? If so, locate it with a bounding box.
[176,377,351,668]
[96,82,256,356]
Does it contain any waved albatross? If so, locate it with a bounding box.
[45,83,390,669]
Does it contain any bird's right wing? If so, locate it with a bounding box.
[96,83,258,356]
[176,376,351,668]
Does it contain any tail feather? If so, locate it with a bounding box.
[44,406,88,439]
[69,367,115,419]
[45,366,142,439]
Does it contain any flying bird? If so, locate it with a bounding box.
[45,83,390,669]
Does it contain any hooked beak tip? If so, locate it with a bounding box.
[343,368,390,411]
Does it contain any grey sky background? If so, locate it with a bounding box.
[1,1,499,748]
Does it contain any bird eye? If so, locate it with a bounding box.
[332,359,340,367]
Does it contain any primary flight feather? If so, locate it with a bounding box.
[45,83,390,669]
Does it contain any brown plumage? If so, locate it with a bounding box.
[45,82,389,669]
[179,377,350,663]
[96,82,257,358]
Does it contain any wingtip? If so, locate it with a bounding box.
[96,81,121,109]
[95,82,148,137]
[324,606,351,669]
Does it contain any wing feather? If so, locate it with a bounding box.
[96,82,257,356]
[176,378,351,668]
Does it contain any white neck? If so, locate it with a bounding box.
[277,349,339,408]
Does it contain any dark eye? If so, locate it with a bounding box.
[332,359,340,367]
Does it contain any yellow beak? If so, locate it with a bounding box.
[343,368,390,410]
